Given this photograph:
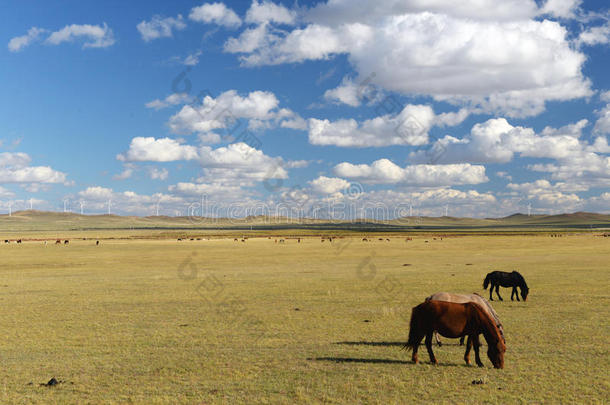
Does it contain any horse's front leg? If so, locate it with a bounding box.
[513,287,520,301]
[459,336,465,346]
[495,285,503,301]
[489,285,494,301]
[464,335,472,365]
[472,334,484,367]
[425,332,438,365]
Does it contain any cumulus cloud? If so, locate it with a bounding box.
[197,142,287,182]
[309,176,350,194]
[117,137,198,162]
[245,1,296,25]
[308,104,467,148]
[8,27,46,52]
[169,89,303,136]
[539,0,582,19]
[45,23,115,48]
[507,179,582,210]
[305,0,540,24]
[226,4,592,116]
[77,186,183,215]
[0,152,67,185]
[410,118,588,164]
[137,15,186,42]
[189,2,242,28]
[333,159,488,186]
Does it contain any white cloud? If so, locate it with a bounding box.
[46,23,115,48]
[113,164,135,180]
[507,179,582,209]
[198,142,287,182]
[145,93,192,110]
[309,176,350,194]
[149,167,169,181]
[594,104,610,135]
[410,118,588,164]
[117,137,198,162]
[77,186,183,215]
[245,1,296,25]
[334,159,488,186]
[323,77,362,107]
[169,89,302,135]
[0,152,67,185]
[8,27,46,52]
[0,152,31,167]
[576,22,610,46]
[137,15,186,42]
[183,50,202,66]
[539,0,582,19]
[0,166,67,184]
[305,0,540,24]
[227,8,591,117]
[189,3,242,28]
[309,104,466,148]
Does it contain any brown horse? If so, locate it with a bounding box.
[405,300,505,368]
[426,292,505,347]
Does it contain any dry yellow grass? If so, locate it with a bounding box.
[0,232,608,403]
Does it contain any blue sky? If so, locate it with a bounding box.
[1,0,609,218]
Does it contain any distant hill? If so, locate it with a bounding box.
[0,210,608,232]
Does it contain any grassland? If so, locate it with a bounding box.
[0,231,608,404]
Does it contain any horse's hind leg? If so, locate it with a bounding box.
[435,332,442,347]
[459,336,465,346]
[472,335,484,367]
[411,333,424,364]
[464,336,472,365]
[495,285,503,301]
[425,332,438,365]
[489,284,494,301]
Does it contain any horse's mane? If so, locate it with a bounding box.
[472,293,501,325]
[512,271,528,289]
[469,302,504,350]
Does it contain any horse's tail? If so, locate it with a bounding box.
[404,306,421,351]
[483,273,491,289]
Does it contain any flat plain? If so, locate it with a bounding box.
[0,231,608,404]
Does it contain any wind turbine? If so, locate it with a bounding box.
[107,199,112,215]
[527,203,532,217]
[444,205,449,217]
[155,200,160,216]
[63,199,69,213]
[8,201,12,216]
[29,198,33,210]
[80,201,84,215]
[409,203,413,217]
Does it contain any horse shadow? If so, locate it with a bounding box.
[310,357,463,367]
[310,341,468,367]
[335,340,464,347]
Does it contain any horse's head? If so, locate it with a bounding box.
[487,340,506,369]
[521,286,529,301]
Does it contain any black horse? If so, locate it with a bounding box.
[483,271,529,301]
